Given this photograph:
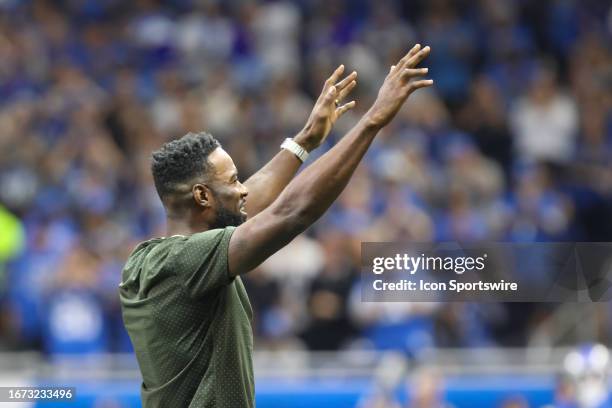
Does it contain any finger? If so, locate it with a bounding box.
[335,100,356,117]
[336,80,357,103]
[401,67,429,81]
[389,65,396,74]
[407,79,434,93]
[324,64,345,89]
[335,71,357,91]
[323,85,337,104]
[405,46,431,68]
[396,44,421,70]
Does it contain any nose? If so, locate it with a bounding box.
[239,181,248,197]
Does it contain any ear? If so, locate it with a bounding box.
[192,183,212,208]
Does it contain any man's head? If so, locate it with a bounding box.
[151,132,248,229]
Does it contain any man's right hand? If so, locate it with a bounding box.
[364,44,433,129]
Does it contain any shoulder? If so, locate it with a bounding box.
[172,227,236,254]
[162,227,237,272]
[123,228,236,278]
[120,237,172,285]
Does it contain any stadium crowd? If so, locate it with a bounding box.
[0,0,610,358]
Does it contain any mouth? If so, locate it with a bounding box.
[240,201,247,214]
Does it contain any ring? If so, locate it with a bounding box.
[334,99,340,107]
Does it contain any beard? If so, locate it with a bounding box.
[210,201,246,229]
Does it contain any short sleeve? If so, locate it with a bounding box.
[171,227,236,298]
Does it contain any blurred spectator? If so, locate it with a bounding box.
[510,60,579,163]
[405,367,454,408]
[299,232,357,350]
[559,344,612,408]
[43,244,108,355]
[457,75,513,175]
[349,283,439,354]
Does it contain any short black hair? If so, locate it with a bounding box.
[151,131,221,201]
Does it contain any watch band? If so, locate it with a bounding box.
[280,138,309,163]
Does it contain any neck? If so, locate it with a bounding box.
[165,213,212,237]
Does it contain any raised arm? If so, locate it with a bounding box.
[242,65,357,217]
[229,44,433,275]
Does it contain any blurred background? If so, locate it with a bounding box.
[0,0,611,406]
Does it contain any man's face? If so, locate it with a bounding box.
[205,147,249,228]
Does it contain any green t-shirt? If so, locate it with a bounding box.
[119,227,254,408]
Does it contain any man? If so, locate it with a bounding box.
[120,44,432,407]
